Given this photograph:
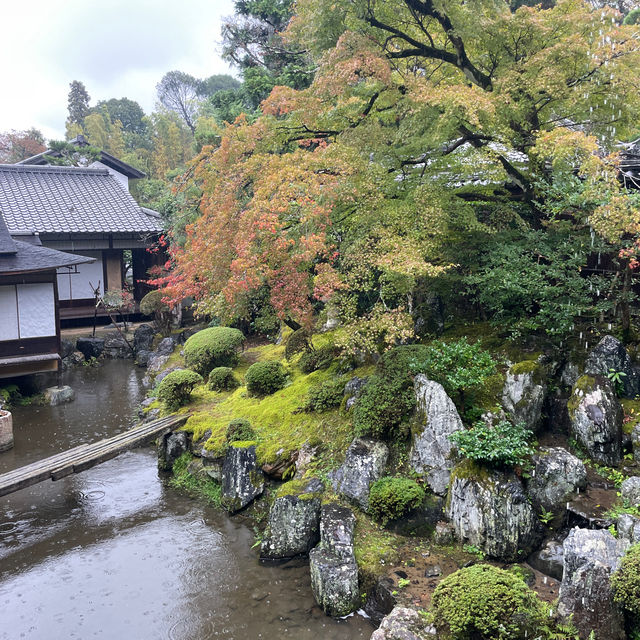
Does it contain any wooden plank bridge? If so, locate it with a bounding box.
[0,414,189,497]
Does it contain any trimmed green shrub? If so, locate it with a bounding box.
[368,477,425,524]
[432,564,549,639]
[208,367,239,392]
[298,344,335,373]
[226,418,256,443]
[612,544,640,624]
[449,420,535,469]
[183,327,245,376]
[245,361,287,395]
[140,289,172,335]
[285,328,311,360]
[302,379,345,412]
[624,8,640,25]
[157,369,203,410]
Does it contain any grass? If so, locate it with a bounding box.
[168,452,222,507]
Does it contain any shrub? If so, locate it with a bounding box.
[245,361,287,395]
[368,477,425,524]
[432,564,549,640]
[449,420,535,469]
[183,327,245,376]
[157,369,203,410]
[226,418,256,443]
[140,289,172,335]
[285,328,311,360]
[298,344,335,373]
[302,379,345,412]
[208,367,239,392]
[624,8,640,25]
[612,544,640,624]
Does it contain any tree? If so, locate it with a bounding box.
[95,98,146,135]
[156,71,201,134]
[196,74,242,98]
[0,129,46,163]
[66,80,91,129]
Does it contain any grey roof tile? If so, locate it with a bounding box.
[0,165,163,234]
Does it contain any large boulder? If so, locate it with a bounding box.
[371,607,435,640]
[585,335,640,398]
[60,338,75,359]
[618,513,640,544]
[260,478,323,560]
[621,475,640,507]
[528,538,564,581]
[409,375,462,495]
[502,361,547,433]
[568,375,622,466]
[446,462,544,561]
[364,577,397,626]
[157,431,190,472]
[155,336,177,356]
[330,437,388,510]
[558,528,628,640]
[309,503,359,618]
[133,323,155,352]
[221,443,264,513]
[76,336,104,360]
[102,332,133,359]
[525,447,587,513]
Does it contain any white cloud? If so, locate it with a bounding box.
[0,0,236,140]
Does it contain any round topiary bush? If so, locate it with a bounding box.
[226,418,256,443]
[156,369,203,410]
[368,477,425,524]
[139,289,172,335]
[245,361,287,396]
[208,367,239,392]
[432,564,549,640]
[183,327,245,376]
[611,543,640,623]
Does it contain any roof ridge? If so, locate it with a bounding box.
[0,164,109,176]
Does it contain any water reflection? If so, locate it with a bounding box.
[0,361,371,639]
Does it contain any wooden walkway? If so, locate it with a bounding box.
[0,414,189,497]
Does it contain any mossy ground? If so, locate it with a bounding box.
[621,398,640,435]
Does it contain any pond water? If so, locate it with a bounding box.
[0,361,372,640]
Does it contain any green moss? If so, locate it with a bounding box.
[567,375,597,416]
[228,440,258,448]
[621,398,640,435]
[449,459,492,485]
[276,478,322,498]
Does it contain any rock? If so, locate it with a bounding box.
[558,528,628,640]
[502,361,547,433]
[177,326,201,344]
[387,494,444,537]
[525,447,587,512]
[158,431,190,471]
[446,462,543,561]
[102,332,133,359]
[309,502,359,618]
[364,576,397,625]
[544,391,571,434]
[633,425,640,463]
[294,442,318,479]
[371,607,435,640]
[44,385,75,406]
[76,336,104,360]
[60,339,75,359]
[187,458,207,480]
[155,366,183,385]
[221,443,264,513]
[409,375,462,495]
[260,478,323,560]
[621,475,640,507]
[560,361,580,388]
[618,513,640,544]
[585,335,640,398]
[344,376,368,410]
[133,324,155,352]
[135,349,152,367]
[147,353,169,375]
[433,521,455,545]
[330,437,388,510]
[155,336,176,356]
[424,564,441,577]
[528,538,564,581]
[568,375,622,466]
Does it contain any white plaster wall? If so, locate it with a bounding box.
[0,286,19,341]
[17,283,56,338]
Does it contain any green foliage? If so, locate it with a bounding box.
[183,327,245,376]
[624,8,640,25]
[612,544,640,627]
[302,379,345,412]
[157,369,203,410]
[368,477,425,524]
[431,564,550,640]
[607,368,627,397]
[140,289,172,335]
[449,420,535,469]
[208,367,240,392]
[169,452,222,507]
[226,418,256,443]
[0,384,20,408]
[285,328,311,360]
[245,361,287,395]
[298,344,335,373]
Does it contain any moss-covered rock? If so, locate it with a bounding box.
[221,443,264,513]
[501,360,547,433]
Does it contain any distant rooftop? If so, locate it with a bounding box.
[19,135,146,180]
[0,164,162,235]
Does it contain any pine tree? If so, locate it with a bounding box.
[66,80,90,129]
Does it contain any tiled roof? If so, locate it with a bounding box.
[0,211,17,255]
[0,165,163,235]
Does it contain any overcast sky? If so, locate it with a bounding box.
[1,0,236,140]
